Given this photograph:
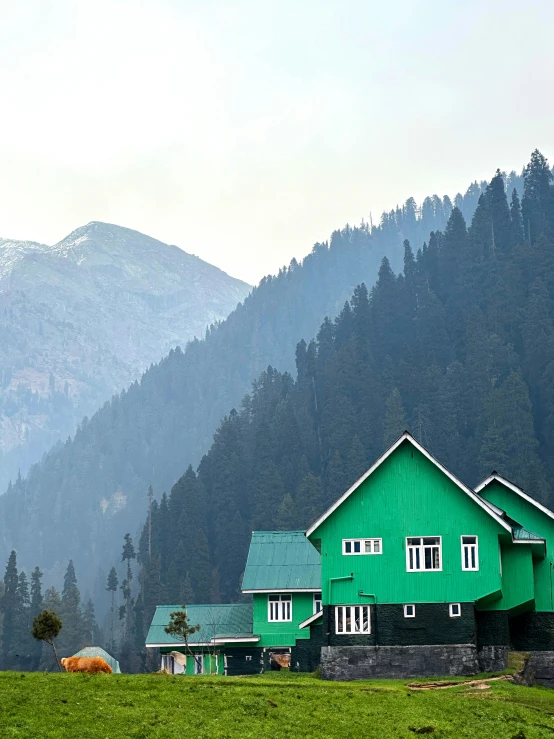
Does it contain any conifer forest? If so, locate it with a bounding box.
[1,151,554,672]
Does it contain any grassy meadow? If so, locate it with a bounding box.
[1,671,553,738]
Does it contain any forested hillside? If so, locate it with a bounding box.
[134,153,554,636]
[0,177,493,594]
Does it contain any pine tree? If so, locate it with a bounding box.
[1,551,19,667]
[82,599,99,646]
[276,493,296,530]
[106,567,119,651]
[121,534,136,644]
[383,388,407,448]
[59,560,83,657]
[522,149,553,243]
[14,571,33,670]
[510,189,524,245]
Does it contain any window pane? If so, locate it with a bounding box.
[415,548,420,569]
[269,594,279,601]
[464,547,469,569]
[281,594,291,601]
[433,547,440,568]
[354,541,361,553]
[364,541,372,553]
[408,538,420,546]
[463,536,476,545]
[337,607,343,633]
[345,541,352,553]
[373,540,380,553]
[423,537,439,545]
[471,548,476,568]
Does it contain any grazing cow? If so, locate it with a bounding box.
[61,657,112,674]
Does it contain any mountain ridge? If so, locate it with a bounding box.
[0,221,251,494]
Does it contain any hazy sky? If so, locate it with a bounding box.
[1,0,553,284]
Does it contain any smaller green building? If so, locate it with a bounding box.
[145,532,323,674]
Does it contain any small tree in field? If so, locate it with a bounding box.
[32,610,63,671]
[164,606,200,670]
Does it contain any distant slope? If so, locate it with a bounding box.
[0,179,497,592]
[0,222,250,493]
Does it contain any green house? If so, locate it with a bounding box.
[146,603,260,675]
[146,432,554,679]
[145,532,323,674]
[306,432,552,678]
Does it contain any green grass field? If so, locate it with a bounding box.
[0,671,553,738]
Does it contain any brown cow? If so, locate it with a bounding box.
[61,657,112,674]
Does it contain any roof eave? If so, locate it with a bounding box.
[305,432,513,537]
[241,588,321,594]
[476,473,554,521]
[299,610,323,629]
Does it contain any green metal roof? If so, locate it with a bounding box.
[512,525,545,542]
[72,647,121,673]
[241,530,321,591]
[146,603,254,646]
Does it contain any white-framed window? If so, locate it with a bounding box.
[313,592,322,614]
[449,603,461,618]
[268,593,292,622]
[461,536,479,571]
[406,536,442,571]
[335,605,371,634]
[403,604,416,618]
[343,538,382,555]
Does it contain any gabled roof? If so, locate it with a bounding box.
[475,472,554,522]
[306,432,513,537]
[146,603,254,647]
[241,530,321,593]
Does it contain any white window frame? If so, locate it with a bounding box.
[335,605,371,634]
[342,538,382,555]
[313,592,322,614]
[461,535,479,571]
[268,593,292,622]
[406,536,442,572]
[449,603,461,618]
[403,604,416,618]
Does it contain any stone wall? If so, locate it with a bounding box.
[521,651,554,689]
[320,645,480,680]
[477,646,508,672]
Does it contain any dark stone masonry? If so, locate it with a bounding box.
[320,645,482,680]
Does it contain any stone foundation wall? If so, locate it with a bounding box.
[521,651,554,689]
[320,644,480,681]
[477,646,508,672]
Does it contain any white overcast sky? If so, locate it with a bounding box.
[1,0,553,284]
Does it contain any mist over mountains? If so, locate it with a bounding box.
[0,172,514,596]
[0,222,250,494]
